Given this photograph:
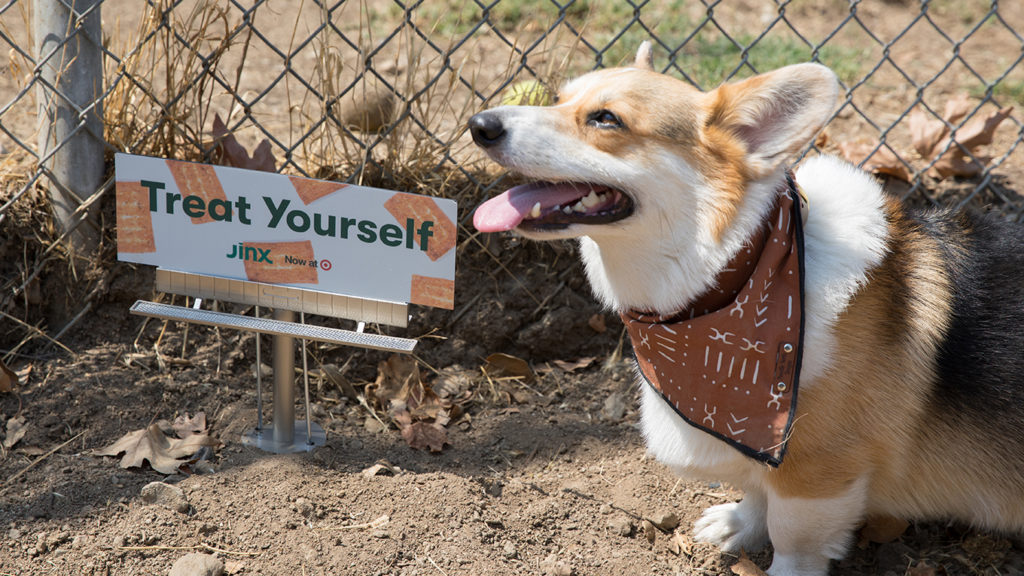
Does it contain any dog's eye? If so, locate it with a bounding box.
[587,109,622,129]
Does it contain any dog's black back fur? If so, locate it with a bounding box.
[921,209,1024,474]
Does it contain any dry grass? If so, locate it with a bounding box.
[100,1,561,200]
[105,2,247,160]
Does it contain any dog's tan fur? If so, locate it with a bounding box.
[771,199,953,500]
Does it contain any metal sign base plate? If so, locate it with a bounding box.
[241,421,326,454]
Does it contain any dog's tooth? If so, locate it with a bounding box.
[573,200,586,213]
[563,206,573,215]
[581,191,598,208]
[530,202,541,219]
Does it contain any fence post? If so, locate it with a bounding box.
[35,0,105,262]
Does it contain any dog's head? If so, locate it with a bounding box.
[471,43,837,238]
[470,44,838,311]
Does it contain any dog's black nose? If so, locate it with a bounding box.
[468,112,505,148]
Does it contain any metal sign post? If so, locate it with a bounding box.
[239,309,327,453]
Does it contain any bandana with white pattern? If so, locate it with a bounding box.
[621,178,805,466]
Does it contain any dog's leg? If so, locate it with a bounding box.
[764,477,868,576]
[693,489,769,553]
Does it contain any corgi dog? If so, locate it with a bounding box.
[468,42,1024,576]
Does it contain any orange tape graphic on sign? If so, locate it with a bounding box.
[116,180,157,253]
[384,194,456,262]
[410,275,454,309]
[241,240,319,285]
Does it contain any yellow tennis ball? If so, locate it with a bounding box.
[500,80,553,107]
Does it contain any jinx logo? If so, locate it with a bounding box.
[226,243,272,263]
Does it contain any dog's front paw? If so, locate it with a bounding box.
[693,499,769,553]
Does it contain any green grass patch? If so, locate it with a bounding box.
[972,79,1024,106]
[394,1,866,88]
[404,0,589,38]
[672,34,866,89]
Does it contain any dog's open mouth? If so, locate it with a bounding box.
[473,181,634,233]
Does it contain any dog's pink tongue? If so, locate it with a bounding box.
[473,182,587,232]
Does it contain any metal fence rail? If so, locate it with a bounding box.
[1,0,1023,344]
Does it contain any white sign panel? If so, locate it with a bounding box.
[115,153,457,309]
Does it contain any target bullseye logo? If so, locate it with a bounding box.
[320,259,332,271]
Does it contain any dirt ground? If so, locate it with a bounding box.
[3,240,1024,576]
[4,2,1024,576]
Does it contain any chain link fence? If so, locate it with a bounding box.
[1,0,1023,348]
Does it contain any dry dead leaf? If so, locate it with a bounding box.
[507,387,534,404]
[906,95,1011,179]
[731,552,769,576]
[369,355,420,410]
[96,423,220,474]
[211,114,277,172]
[3,415,27,449]
[403,377,446,421]
[931,152,989,179]
[859,514,910,547]
[434,408,453,428]
[928,106,1012,179]
[433,367,475,399]
[321,363,359,400]
[373,354,458,452]
[361,460,399,478]
[588,313,607,333]
[393,410,448,453]
[846,94,1010,183]
[484,353,535,382]
[909,109,948,159]
[0,359,17,393]
[384,362,446,420]
[169,412,207,438]
[838,140,911,181]
[668,531,692,557]
[909,96,974,159]
[552,357,597,373]
[943,93,974,126]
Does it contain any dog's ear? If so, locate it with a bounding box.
[634,41,654,71]
[707,63,839,178]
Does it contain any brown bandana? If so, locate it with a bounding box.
[621,176,805,467]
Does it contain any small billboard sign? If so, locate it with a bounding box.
[115,154,457,309]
